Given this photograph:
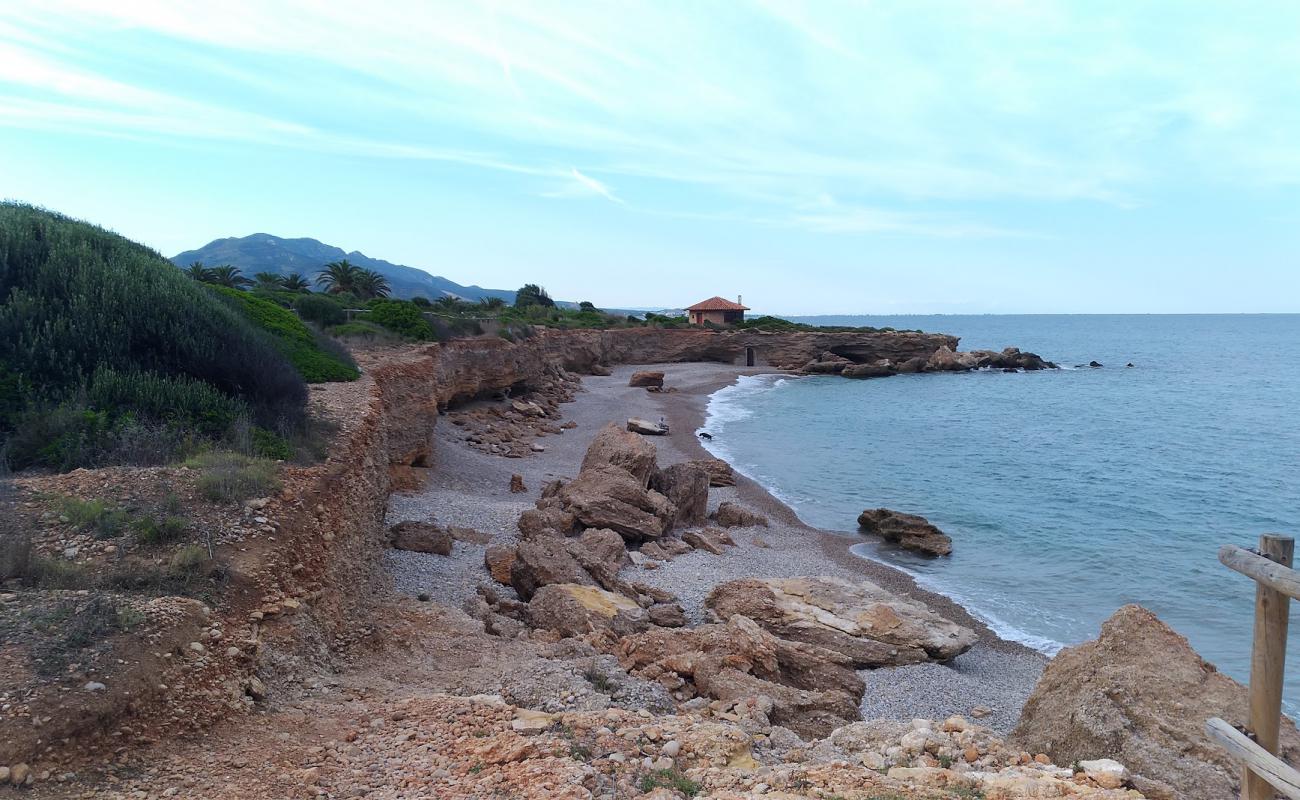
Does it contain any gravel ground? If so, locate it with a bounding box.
[383,360,1046,734]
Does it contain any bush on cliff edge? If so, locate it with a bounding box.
[0,203,309,469]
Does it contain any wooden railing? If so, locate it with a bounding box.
[1210,535,1300,799]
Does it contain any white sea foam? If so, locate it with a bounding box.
[845,544,1066,656]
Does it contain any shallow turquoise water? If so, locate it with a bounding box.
[701,314,1300,706]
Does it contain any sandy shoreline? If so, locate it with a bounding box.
[387,360,1046,734]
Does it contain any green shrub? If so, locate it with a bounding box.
[30,595,132,676]
[210,286,358,383]
[327,321,392,340]
[189,451,280,503]
[362,299,434,340]
[4,401,204,471]
[251,426,293,460]
[294,294,347,327]
[638,770,700,797]
[86,366,245,437]
[132,515,187,545]
[28,556,90,589]
[0,203,307,467]
[54,495,130,538]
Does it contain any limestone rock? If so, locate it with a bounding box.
[566,528,629,590]
[841,361,896,379]
[706,576,977,666]
[580,422,657,487]
[926,345,979,371]
[682,528,729,555]
[526,583,648,638]
[620,615,862,738]
[627,417,669,436]
[713,502,769,529]
[558,465,676,542]
[688,458,736,487]
[389,521,453,556]
[857,508,953,556]
[628,370,665,388]
[509,473,527,493]
[647,602,687,628]
[484,545,516,585]
[509,536,595,600]
[1078,758,1130,790]
[650,463,710,527]
[1011,604,1300,800]
[639,537,694,561]
[517,506,576,539]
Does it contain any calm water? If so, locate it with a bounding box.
[701,314,1300,707]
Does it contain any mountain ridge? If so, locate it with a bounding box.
[171,233,518,302]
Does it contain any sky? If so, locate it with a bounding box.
[1,1,1298,314]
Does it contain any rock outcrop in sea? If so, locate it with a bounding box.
[858,508,954,556]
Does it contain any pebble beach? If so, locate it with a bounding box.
[385,361,1047,735]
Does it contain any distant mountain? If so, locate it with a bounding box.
[171,234,518,303]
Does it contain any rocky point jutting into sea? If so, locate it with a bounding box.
[1,324,1277,799]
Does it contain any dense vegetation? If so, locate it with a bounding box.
[0,204,320,470]
[209,286,358,382]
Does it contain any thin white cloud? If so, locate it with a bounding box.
[3,0,1300,234]
[541,167,624,204]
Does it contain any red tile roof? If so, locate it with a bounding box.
[686,296,750,311]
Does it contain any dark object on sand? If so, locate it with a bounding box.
[698,432,713,440]
[417,593,430,602]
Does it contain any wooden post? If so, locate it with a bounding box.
[1245,534,1295,800]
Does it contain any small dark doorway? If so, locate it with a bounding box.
[745,347,756,367]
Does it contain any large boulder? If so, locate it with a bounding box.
[619,614,862,738]
[857,508,953,556]
[517,505,577,539]
[389,521,453,555]
[628,370,665,388]
[527,583,648,638]
[1011,604,1300,800]
[558,465,677,542]
[580,422,657,487]
[688,458,736,487]
[706,577,976,666]
[714,502,769,529]
[650,463,710,527]
[566,528,629,590]
[509,535,595,600]
[926,346,979,372]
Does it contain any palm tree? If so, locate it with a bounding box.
[253,272,285,291]
[354,269,390,299]
[281,272,311,293]
[206,264,251,289]
[316,260,362,295]
[478,296,506,311]
[515,283,555,308]
[183,261,211,282]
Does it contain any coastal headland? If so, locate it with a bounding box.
[2,327,1283,798]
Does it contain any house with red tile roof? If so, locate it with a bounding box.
[686,295,749,326]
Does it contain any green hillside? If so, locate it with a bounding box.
[0,204,318,470]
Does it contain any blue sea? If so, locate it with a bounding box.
[700,314,1300,707]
